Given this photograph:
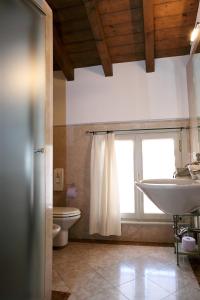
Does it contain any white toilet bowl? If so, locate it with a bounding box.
[53,224,61,239]
[53,207,81,247]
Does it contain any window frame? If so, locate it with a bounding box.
[115,129,189,222]
[115,134,137,220]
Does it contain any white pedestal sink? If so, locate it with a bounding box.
[135,179,200,215]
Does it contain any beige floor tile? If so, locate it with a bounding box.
[146,268,193,294]
[165,258,197,278]
[89,287,129,300]
[118,278,171,300]
[53,243,198,300]
[162,286,200,300]
[93,262,136,286]
[160,262,199,286]
[68,295,78,300]
[122,255,167,278]
[148,248,177,265]
[52,269,69,293]
[55,261,97,285]
[53,250,82,266]
[144,257,199,292]
[86,253,120,268]
[55,261,113,298]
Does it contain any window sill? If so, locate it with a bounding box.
[121,219,173,225]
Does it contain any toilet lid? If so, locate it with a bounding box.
[53,207,81,217]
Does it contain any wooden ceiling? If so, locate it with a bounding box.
[47,0,199,80]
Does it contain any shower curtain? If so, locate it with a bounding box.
[90,133,121,236]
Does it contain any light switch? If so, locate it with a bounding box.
[54,168,64,191]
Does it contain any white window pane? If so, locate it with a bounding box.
[143,196,163,214]
[115,140,135,213]
[142,138,176,214]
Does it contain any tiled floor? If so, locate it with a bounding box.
[53,242,200,300]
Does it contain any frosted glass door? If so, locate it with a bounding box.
[0,1,46,299]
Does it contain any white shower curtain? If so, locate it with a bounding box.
[90,133,121,236]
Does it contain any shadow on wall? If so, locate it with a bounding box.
[84,65,105,77]
[53,126,67,207]
[53,71,67,126]
[53,71,67,207]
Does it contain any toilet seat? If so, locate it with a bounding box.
[53,207,81,218]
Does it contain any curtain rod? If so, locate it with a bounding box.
[86,126,189,134]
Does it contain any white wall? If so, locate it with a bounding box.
[187,0,200,157]
[54,56,189,125]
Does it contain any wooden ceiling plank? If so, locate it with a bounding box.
[154,0,199,18]
[101,8,143,26]
[109,43,145,57]
[98,0,142,15]
[46,0,75,80]
[57,18,90,34]
[52,0,82,9]
[54,5,87,23]
[82,0,113,76]
[53,27,74,81]
[64,40,97,54]
[156,37,189,50]
[112,52,145,64]
[62,29,94,44]
[155,25,193,42]
[156,47,190,58]
[142,0,155,72]
[154,0,184,4]
[106,33,144,47]
[69,51,100,68]
[104,21,144,37]
[155,13,196,30]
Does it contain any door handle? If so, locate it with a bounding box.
[34,148,45,154]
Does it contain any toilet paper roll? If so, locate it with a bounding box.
[182,236,196,252]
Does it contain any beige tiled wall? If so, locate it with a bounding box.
[53,119,189,243]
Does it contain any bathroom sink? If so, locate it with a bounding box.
[135,179,200,215]
[53,224,61,239]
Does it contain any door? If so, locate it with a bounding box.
[0,1,52,299]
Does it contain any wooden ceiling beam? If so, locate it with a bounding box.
[47,0,74,81]
[142,0,155,72]
[82,0,113,76]
[53,27,74,81]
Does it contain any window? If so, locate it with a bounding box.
[115,131,184,221]
[142,138,176,215]
[115,140,135,214]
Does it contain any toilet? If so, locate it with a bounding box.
[53,207,81,247]
[53,223,61,239]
